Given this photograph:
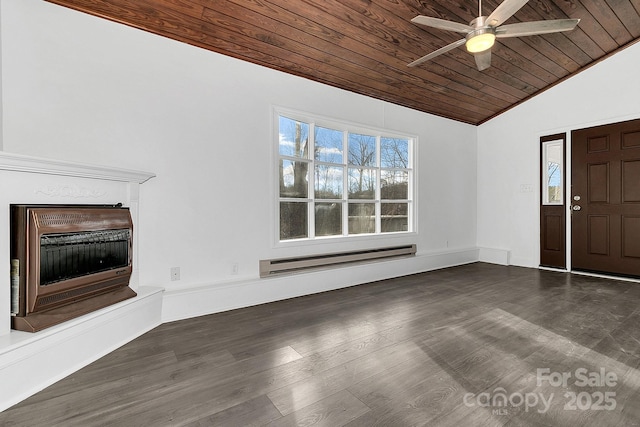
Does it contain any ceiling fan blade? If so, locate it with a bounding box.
[486,0,529,27]
[496,19,580,37]
[474,49,492,71]
[411,16,473,33]
[408,39,466,67]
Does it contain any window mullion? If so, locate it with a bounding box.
[375,136,381,234]
[308,123,316,239]
[376,136,381,203]
[340,130,346,236]
[408,168,414,232]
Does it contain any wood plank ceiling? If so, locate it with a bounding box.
[45,0,640,125]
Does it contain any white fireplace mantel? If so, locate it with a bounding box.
[0,151,155,184]
[0,151,157,333]
[0,151,162,412]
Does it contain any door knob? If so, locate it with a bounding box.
[572,205,582,211]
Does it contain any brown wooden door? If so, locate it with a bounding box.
[571,118,640,277]
[540,134,566,269]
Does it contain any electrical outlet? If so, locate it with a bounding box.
[170,267,180,281]
[232,263,239,275]
[520,184,534,193]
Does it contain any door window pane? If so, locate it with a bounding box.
[547,162,562,203]
[542,140,563,205]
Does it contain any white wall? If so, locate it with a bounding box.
[1,0,477,308]
[0,0,3,150]
[477,42,640,268]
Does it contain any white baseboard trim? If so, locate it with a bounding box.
[0,286,164,412]
[162,247,479,323]
[478,247,511,265]
[507,255,537,268]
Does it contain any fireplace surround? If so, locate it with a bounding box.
[0,151,161,412]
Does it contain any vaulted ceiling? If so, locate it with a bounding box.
[45,0,640,125]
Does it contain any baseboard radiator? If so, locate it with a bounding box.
[259,244,416,278]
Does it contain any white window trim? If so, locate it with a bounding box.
[272,106,418,248]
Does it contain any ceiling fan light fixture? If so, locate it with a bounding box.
[408,0,580,71]
[465,30,496,53]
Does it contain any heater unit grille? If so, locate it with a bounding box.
[38,212,131,228]
[39,229,130,286]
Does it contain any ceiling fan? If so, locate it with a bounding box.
[408,0,580,71]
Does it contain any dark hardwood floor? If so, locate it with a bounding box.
[3,263,640,426]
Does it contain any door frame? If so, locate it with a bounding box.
[539,133,567,269]
[541,116,640,278]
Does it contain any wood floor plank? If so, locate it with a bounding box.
[3,263,640,426]
[263,389,370,427]
[592,310,640,369]
[183,395,282,427]
[267,340,428,416]
[345,355,466,426]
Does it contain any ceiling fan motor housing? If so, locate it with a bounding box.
[466,17,496,53]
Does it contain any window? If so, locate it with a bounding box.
[542,139,564,205]
[277,112,414,241]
